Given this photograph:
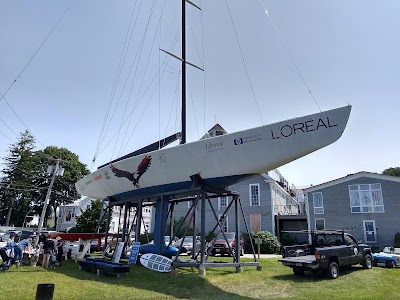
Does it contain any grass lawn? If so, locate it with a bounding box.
[1,258,399,300]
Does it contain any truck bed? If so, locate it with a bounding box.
[279,255,320,270]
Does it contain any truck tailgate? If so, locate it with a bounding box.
[279,255,319,269]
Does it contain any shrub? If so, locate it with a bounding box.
[243,231,280,254]
[394,232,400,247]
[280,232,295,246]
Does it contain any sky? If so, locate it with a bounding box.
[0,0,399,189]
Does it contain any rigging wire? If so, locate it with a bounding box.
[158,1,163,149]
[200,0,206,136]
[93,0,143,168]
[164,76,181,143]
[117,0,167,157]
[257,0,321,112]
[225,1,264,125]
[117,26,182,155]
[187,77,200,139]
[110,0,158,161]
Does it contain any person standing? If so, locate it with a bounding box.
[55,237,64,267]
[41,234,51,268]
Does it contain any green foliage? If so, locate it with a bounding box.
[33,146,90,225]
[280,232,296,246]
[70,199,109,233]
[0,133,90,227]
[205,230,217,242]
[0,130,37,226]
[139,232,154,244]
[394,232,400,247]
[165,216,193,238]
[243,231,281,254]
[382,167,400,177]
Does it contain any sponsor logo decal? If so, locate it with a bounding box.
[271,117,338,140]
[206,141,224,152]
[94,174,103,181]
[159,153,166,164]
[233,133,262,146]
[104,170,111,180]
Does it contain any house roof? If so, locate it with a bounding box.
[304,171,400,193]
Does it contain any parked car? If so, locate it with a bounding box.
[164,236,179,246]
[0,230,10,242]
[208,232,245,256]
[373,247,400,268]
[15,230,37,242]
[176,236,201,255]
[279,230,373,279]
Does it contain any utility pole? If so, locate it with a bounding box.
[34,158,66,247]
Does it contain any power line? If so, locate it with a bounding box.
[0,8,69,148]
[0,8,69,104]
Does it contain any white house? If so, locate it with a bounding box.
[56,197,152,234]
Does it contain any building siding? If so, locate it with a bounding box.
[307,176,400,250]
[171,175,275,235]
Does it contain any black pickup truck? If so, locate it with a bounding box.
[279,230,373,279]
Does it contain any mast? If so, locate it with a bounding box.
[181,0,187,145]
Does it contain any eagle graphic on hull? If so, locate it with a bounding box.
[110,155,152,188]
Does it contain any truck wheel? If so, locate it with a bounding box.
[293,269,305,276]
[362,254,373,269]
[386,260,395,268]
[325,262,339,279]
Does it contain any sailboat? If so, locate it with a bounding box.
[75,1,351,203]
[76,105,350,201]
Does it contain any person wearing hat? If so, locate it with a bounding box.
[55,236,64,267]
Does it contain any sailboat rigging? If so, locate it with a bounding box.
[76,0,351,213]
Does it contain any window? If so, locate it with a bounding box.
[315,218,325,230]
[218,196,228,210]
[249,184,260,206]
[363,220,377,243]
[348,184,384,213]
[218,214,228,232]
[65,211,72,222]
[312,192,324,214]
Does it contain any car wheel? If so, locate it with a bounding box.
[325,262,339,279]
[293,268,305,276]
[386,260,396,269]
[362,254,373,269]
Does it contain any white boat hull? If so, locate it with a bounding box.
[76,105,351,201]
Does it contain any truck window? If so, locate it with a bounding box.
[344,235,357,246]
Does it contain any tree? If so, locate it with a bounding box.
[382,167,400,177]
[0,130,37,226]
[69,199,109,233]
[32,146,90,227]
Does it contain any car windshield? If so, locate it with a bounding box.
[216,233,234,240]
[183,237,194,243]
[165,236,170,243]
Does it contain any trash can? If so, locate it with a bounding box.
[35,283,55,300]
